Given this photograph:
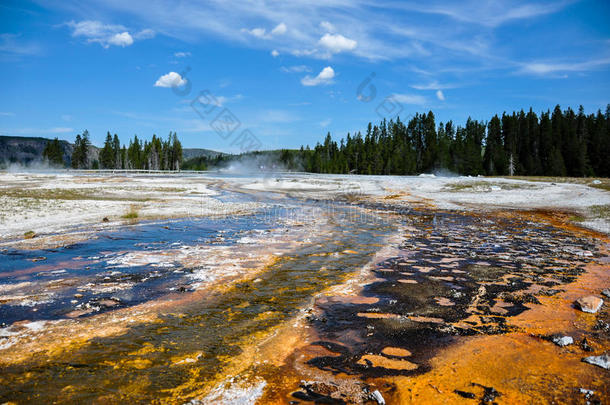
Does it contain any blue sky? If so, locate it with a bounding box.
[1,0,609,151]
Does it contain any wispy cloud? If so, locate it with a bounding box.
[411,80,458,90]
[0,112,16,117]
[281,65,311,73]
[174,51,191,58]
[396,0,574,27]
[0,33,40,59]
[66,20,154,48]
[260,109,298,123]
[519,57,610,75]
[391,93,427,104]
[3,127,73,135]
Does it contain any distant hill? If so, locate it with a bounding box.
[182,148,225,160]
[0,135,79,167]
[0,135,222,168]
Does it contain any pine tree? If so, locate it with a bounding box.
[112,134,121,168]
[100,132,114,169]
[43,138,64,166]
[71,134,82,169]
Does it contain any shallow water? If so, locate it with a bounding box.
[0,213,280,324]
[0,198,397,403]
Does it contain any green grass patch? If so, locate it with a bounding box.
[0,188,150,202]
[443,181,535,192]
[121,205,140,219]
[501,176,610,192]
[589,204,610,219]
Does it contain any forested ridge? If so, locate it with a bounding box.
[296,105,610,177]
[60,130,183,170]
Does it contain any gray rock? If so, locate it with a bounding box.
[575,296,604,313]
[602,289,610,298]
[582,353,610,370]
[552,335,573,347]
[371,390,385,405]
[579,388,594,397]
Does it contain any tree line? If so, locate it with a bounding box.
[64,130,183,170]
[293,105,609,177]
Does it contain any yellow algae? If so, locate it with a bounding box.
[381,347,412,357]
[357,354,419,370]
[407,315,445,324]
[398,278,418,284]
[121,359,153,369]
[357,312,401,319]
[434,297,455,306]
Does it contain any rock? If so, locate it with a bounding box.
[23,231,36,239]
[602,289,610,298]
[581,338,594,352]
[594,320,610,332]
[552,335,573,347]
[371,390,385,405]
[575,296,604,313]
[579,388,595,398]
[102,217,109,222]
[454,390,476,399]
[582,353,610,370]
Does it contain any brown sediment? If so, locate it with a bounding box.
[385,248,610,404]
[253,208,610,404]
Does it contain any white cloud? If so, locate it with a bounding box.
[281,65,311,73]
[320,21,335,32]
[134,29,155,40]
[67,20,153,48]
[318,33,357,53]
[243,22,287,39]
[320,118,332,127]
[271,22,287,35]
[0,34,40,57]
[301,66,335,86]
[271,49,279,57]
[411,80,457,90]
[154,72,187,88]
[520,58,610,75]
[0,111,15,116]
[213,94,243,107]
[390,93,427,104]
[107,32,133,47]
[291,49,316,57]
[174,51,191,58]
[243,27,267,38]
[436,90,445,100]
